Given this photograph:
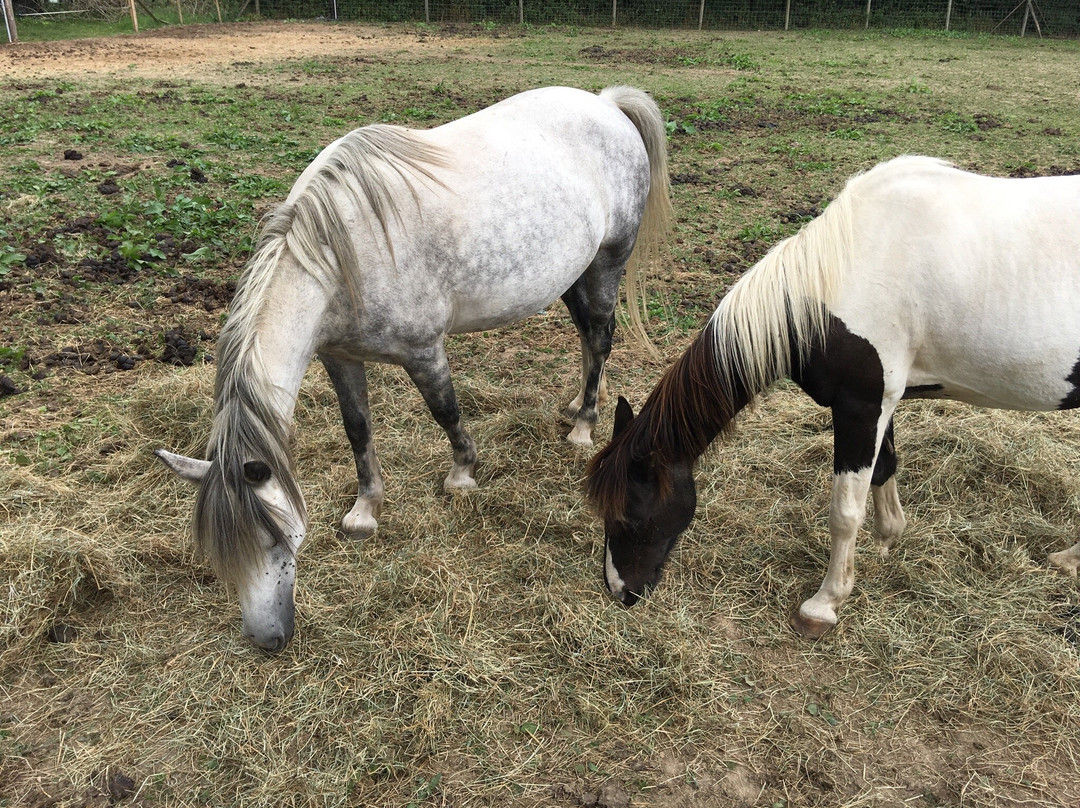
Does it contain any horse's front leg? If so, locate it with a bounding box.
[404,344,477,491]
[791,396,898,639]
[321,354,384,539]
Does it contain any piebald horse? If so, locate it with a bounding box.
[586,155,1080,638]
[156,86,671,651]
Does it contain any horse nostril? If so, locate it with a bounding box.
[250,633,288,653]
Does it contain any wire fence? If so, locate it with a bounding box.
[255,1,1077,36]
[8,0,1077,36]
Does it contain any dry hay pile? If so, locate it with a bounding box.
[3,322,1080,805]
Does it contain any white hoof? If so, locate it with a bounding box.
[567,422,594,447]
[341,504,379,539]
[790,599,838,639]
[443,466,477,492]
[1048,549,1080,577]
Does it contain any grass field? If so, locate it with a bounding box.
[2,20,1080,807]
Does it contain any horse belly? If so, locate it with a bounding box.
[906,330,1080,412]
[444,250,599,334]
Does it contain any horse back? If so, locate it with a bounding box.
[832,159,1080,411]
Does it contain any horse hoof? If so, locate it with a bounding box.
[567,423,594,446]
[443,474,477,492]
[1048,550,1080,577]
[789,607,836,639]
[341,516,377,540]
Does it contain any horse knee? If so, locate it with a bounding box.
[828,500,866,539]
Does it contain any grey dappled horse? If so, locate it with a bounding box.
[157,86,671,651]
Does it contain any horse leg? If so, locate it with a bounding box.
[320,355,384,539]
[561,260,619,447]
[404,345,478,491]
[792,395,899,639]
[870,417,906,557]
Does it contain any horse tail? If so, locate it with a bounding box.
[708,174,858,402]
[600,85,673,357]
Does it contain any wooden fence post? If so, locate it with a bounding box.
[2,0,18,44]
[128,0,139,32]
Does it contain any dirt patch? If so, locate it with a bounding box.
[579,44,693,66]
[0,21,499,82]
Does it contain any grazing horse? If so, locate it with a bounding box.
[586,155,1080,638]
[155,86,671,651]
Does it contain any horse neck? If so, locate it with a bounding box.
[216,250,330,427]
[640,325,757,467]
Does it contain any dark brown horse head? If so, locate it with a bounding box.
[590,397,698,605]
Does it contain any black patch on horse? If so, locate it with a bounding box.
[903,384,946,399]
[791,314,886,476]
[1059,352,1080,410]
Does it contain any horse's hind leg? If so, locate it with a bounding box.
[321,355,384,539]
[561,261,619,446]
[870,417,906,557]
[404,344,477,491]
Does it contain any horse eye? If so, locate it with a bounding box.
[242,461,272,485]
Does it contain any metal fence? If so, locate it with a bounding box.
[256,1,1077,36]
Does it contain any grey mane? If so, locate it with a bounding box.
[192,125,450,584]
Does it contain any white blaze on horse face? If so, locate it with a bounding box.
[604,538,628,600]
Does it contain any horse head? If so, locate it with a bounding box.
[591,397,697,606]
[155,448,306,653]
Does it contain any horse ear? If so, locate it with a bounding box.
[154,448,210,485]
[613,396,635,437]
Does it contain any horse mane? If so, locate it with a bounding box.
[587,165,867,525]
[585,325,736,525]
[191,125,449,584]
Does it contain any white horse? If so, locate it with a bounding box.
[156,86,671,651]
[586,155,1080,637]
